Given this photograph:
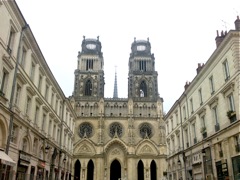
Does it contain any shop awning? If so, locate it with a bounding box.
[0,149,16,166]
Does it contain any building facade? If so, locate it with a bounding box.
[70,37,167,180]
[164,17,240,180]
[0,1,75,179]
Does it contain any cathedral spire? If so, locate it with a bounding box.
[113,66,118,98]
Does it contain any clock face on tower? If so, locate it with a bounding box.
[86,44,96,50]
[137,45,146,51]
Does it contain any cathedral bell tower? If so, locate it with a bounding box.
[128,38,158,100]
[73,36,104,100]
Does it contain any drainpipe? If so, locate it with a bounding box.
[5,24,29,154]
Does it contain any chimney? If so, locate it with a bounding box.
[235,16,240,30]
[196,63,205,74]
[215,30,226,48]
[184,81,190,90]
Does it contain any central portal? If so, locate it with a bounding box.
[110,159,121,180]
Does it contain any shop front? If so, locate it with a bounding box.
[16,151,31,180]
[0,148,16,179]
[36,160,46,180]
[232,155,240,180]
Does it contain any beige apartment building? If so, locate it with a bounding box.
[164,17,240,180]
[0,1,76,180]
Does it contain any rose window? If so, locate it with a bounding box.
[109,122,123,138]
[139,123,152,138]
[79,122,93,138]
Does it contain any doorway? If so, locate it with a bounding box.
[110,159,121,180]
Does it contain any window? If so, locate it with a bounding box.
[48,120,52,136]
[190,98,194,113]
[192,123,196,138]
[10,124,17,143]
[20,47,27,68]
[45,85,49,100]
[185,129,189,147]
[176,113,179,125]
[212,106,219,124]
[0,70,9,95]
[33,139,38,155]
[177,135,180,149]
[57,129,60,143]
[86,59,93,70]
[139,81,147,97]
[30,61,35,81]
[171,118,173,130]
[209,76,215,94]
[234,135,240,152]
[38,75,42,90]
[22,138,28,152]
[198,88,203,105]
[53,125,56,140]
[85,80,92,96]
[228,94,235,111]
[139,60,146,71]
[25,96,31,116]
[7,28,15,54]
[201,115,206,127]
[34,106,39,124]
[55,99,58,112]
[51,93,54,106]
[15,84,21,105]
[218,143,223,157]
[183,106,186,119]
[42,114,46,131]
[223,60,230,81]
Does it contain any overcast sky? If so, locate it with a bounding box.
[16,0,240,113]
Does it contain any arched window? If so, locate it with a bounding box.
[140,81,147,97]
[87,159,94,180]
[85,80,92,96]
[74,160,81,180]
[22,138,28,152]
[138,160,144,180]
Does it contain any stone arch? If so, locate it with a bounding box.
[18,132,33,153]
[136,140,159,156]
[104,139,127,154]
[0,114,8,148]
[74,139,96,156]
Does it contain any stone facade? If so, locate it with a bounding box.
[71,37,167,180]
[164,17,240,180]
[0,1,75,179]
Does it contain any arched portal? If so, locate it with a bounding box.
[150,160,157,180]
[74,160,81,180]
[138,160,144,180]
[87,159,94,180]
[110,159,121,180]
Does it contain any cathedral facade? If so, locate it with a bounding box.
[70,37,167,180]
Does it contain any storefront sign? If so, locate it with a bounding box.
[19,153,31,162]
[38,161,46,168]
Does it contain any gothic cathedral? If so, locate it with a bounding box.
[70,36,167,180]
